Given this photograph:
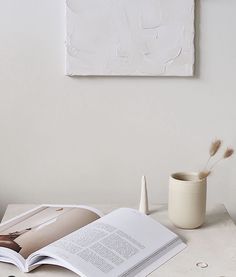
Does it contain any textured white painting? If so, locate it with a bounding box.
[66,0,195,76]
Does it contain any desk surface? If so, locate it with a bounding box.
[1,204,236,277]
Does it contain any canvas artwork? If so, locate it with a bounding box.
[66,0,195,76]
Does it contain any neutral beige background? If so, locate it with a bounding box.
[0,1,235,220]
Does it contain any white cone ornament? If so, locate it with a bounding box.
[139,176,149,215]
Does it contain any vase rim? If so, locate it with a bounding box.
[171,172,205,182]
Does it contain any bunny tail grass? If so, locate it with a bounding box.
[198,171,211,179]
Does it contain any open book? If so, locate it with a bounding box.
[0,205,186,276]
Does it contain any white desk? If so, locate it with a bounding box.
[1,204,236,276]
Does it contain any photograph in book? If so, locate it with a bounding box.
[0,206,101,258]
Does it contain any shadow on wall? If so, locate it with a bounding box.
[194,0,201,79]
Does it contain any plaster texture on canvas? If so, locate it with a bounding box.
[66,0,195,76]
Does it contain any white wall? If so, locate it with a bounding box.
[0,0,236,220]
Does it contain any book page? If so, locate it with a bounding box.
[36,208,185,276]
[0,205,102,261]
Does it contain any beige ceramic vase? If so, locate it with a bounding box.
[168,172,207,229]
